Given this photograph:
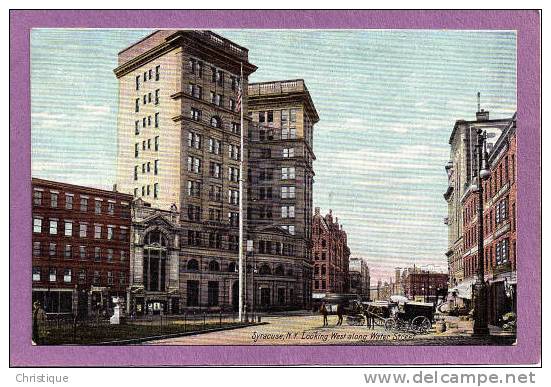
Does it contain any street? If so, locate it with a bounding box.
[145,314,516,346]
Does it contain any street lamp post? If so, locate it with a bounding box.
[473,128,491,336]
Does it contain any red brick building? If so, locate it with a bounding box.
[403,271,448,303]
[312,208,350,295]
[32,178,132,316]
[460,113,517,324]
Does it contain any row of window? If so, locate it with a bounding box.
[484,154,516,202]
[188,58,240,91]
[257,240,296,256]
[33,190,127,215]
[135,113,159,134]
[186,230,239,250]
[135,65,160,90]
[184,258,293,277]
[257,109,298,126]
[252,126,297,141]
[32,218,128,240]
[33,241,127,262]
[187,84,239,112]
[134,183,159,199]
[189,108,241,134]
[33,267,126,286]
[135,89,160,112]
[134,160,159,179]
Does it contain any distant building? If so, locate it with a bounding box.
[403,270,448,303]
[32,178,132,315]
[349,258,370,299]
[312,208,351,296]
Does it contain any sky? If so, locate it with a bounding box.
[31,29,517,282]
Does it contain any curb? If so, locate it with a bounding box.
[96,322,268,345]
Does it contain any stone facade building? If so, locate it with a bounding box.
[32,178,132,316]
[348,257,370,299]
[246,79,319,310]
[114,30,318,313]
[312,208,351,296]
[114,30,257,314]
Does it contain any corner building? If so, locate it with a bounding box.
[114,30,257,314]
[32,178,132,316]
[246,80,318,310]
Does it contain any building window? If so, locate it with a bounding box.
[231,122,240,134]
[281,167,295,179]
[79,246,86,260]
[208,138,221,154]
[155,65,160,81]
[33,241,41,257]
[187,280,199,306]
[79,223,87,238]
[154,183,159,199]
[94,247,101,262]
[207,281,219,306]
[120,228,127,242]
[94,225,102,239]
[33,190,43,206]
[187,156,202,174]
[188,132,202,149]
[107,226,114,240]
[120,250,126,262]
[64,244,72,259]
[154,136,159,151]
[50,193,58,208]
[281,205,295,218]
[78,269,86,284]
[283,148,295,158]
[94,200,102,214]
[190,108,202,121]
[281,186,296,199]
[80,197,88,212]
[32,267,41,282]
[107,248,113,263]
[64,221,73,237]
[210,116,221,128]
[49,268,57,282]
[107,202,115,215]
[49,243,57,258]
[135,98,140,112]
[49,220,58,235]
[155,89,160,105]
[93,271,100,285]
[188,180,201,197]
[119,272,126,285]
[63,269,72,283]
[228,167,239,182]
[33,218,42,233]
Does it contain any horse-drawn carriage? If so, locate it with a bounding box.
[346,299,435,334]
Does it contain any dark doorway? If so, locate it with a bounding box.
[232,281,239,311]
[261,288,271,309]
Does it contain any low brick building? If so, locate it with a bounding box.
[403,271,449,303]
[312,208,350,296]
[32,178,132,316]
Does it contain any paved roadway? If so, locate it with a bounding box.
[145,314,515,346]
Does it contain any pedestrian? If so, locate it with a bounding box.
[365,306,373,329]
[32,301,45,344]
[336,303,344,326]
[320,302,328,327]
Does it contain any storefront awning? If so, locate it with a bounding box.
[449,278,476,300]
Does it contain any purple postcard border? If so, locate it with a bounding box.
[9,10,541,366]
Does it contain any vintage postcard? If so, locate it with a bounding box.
[10,10,541,366]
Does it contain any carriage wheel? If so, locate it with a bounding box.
[411,316,431,334]
[384,318,396,331]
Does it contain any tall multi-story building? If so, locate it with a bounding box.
[348,257,370,299]
[460,113,516,324]
[443,102,512,289]
[114,30,257,314]
[246,79,318,310]
[32,178,132,316]
[312,208,351,296]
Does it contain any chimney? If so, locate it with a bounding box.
[476,92,490,121]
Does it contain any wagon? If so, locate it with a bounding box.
[384,301,435,334]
